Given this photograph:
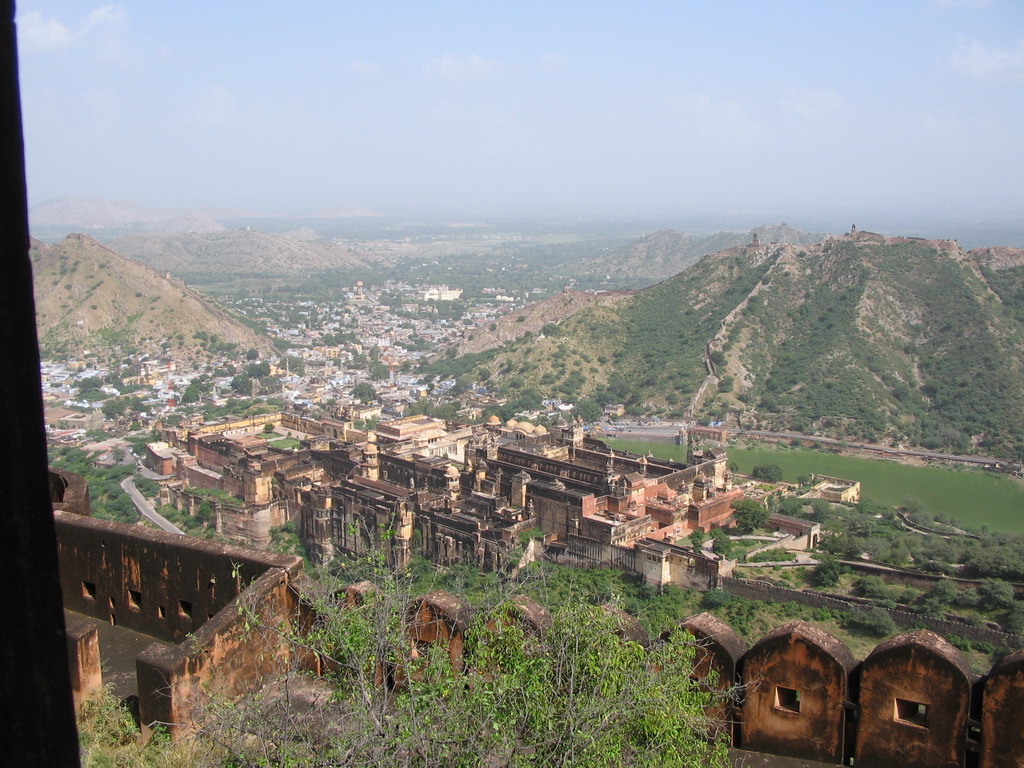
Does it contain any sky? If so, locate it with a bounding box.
[13,0,1024,221]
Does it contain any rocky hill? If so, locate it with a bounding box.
[584,223,825,282]
[31,234,273,358]
[455,289,631,356]
[109,228,374,277]
[445,231,1024,459]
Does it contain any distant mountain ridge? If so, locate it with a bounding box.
[449,229,1024,459]
[31,234,273,358]
[109,228,376,277]
[29,196,383,239]
[29,196,226,235]
[583,223,826,282]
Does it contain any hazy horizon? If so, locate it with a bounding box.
[15,1,1024,223]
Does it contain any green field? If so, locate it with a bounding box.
[605,438,1024,533]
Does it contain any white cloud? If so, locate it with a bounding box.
[783,88,844,123]
[422,54,507,82]
[17,4,126,57]
[18,11,74,53]
[952,37,1024,78]
[83,5,126,35]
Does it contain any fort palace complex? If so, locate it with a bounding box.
[146,412,756,590]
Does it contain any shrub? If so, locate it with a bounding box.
[846,607,897,637]
[812,556,846,588]
[701,589,733,609]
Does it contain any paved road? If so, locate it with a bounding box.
[120,477,183,535]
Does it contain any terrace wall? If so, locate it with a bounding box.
[720,576,1022,647]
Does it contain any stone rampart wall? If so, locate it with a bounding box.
[135,565,310,737]
[56,510,305,740]
[397,590,1023,768]
[55,511,298,643]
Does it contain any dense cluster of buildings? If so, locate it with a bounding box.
[143,410,763,589]
[40,279,528,449]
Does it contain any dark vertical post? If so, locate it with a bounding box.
[0,1,81,765]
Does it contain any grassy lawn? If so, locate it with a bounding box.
[606,438,1024,533]
[268,437,301,450]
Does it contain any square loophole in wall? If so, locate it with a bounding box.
[774,686,801,713]
[895,698,929,727]
[178,599,193,620]
[82,580,97,600]
[128,589,142,610]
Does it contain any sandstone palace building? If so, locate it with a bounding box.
[150,413,743,589]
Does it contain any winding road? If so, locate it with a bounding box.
[120,476,183,535]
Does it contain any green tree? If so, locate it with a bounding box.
[847,606,897,637]
[77,376,104,391]
[352,382,376,403]
[1003,603,1024,634]
[231,374,253,394]
[752,463,784,483]
[574,397,602,422]
[918,580,958,616]
[977,579,1016,611]
[688,528,708,551]
[731,499,770,534]
[812,556,846,588]
[245,361,271,378]
[810,499,832,522]
[710,527,735,559]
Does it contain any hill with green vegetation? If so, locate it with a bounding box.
[433,232,1024,459]
[455,289,631,356]
[31,234,274,358]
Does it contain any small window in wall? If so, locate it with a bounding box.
[158,605,166,619]
[775,686,801,713]
[178,599,193,619]
[895,698,929,727]
[128,590,142,610]
[82,581,97,600]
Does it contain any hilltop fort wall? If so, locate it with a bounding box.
[55,510,305,737]
[389,595,1021,768]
